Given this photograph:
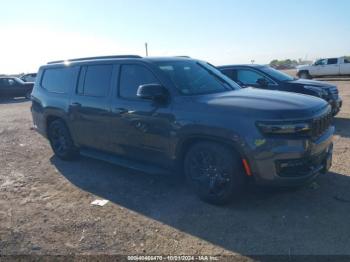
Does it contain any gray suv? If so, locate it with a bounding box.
[31,56,334,204]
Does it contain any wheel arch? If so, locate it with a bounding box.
[175,135,247,170]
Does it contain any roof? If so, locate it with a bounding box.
[46,55,193,65]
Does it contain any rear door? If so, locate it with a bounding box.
[69,64,115,151]
[109,63,173,167]
[323,58,340,75]
[340,57,350,75]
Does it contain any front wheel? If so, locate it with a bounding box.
[184,142,246,205]
[48,119,79,160]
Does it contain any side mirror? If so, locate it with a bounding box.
[256,78,269,87]
[137,84,168,102]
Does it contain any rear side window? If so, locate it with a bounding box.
[344,57,350,63]
[78,64,113,97]
[119,64,159,99]
[327,58,338,65]
[41,67,79,93]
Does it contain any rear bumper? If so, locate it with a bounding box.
[248,126,334,187]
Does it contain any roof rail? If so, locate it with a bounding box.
[175,56,191,58]
[47,55,142,64]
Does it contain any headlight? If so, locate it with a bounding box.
[304,85,327,97]
[256,121,311,135]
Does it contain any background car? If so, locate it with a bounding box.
[297,57,350,79]
[20,73,37,82]
[218,64,342,115]
[0,77,34,99]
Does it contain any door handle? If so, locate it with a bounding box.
[71,102,81,108]
[115,107,128,114]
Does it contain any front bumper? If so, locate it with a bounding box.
[248,126,334,187]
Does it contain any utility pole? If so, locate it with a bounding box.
[145,42,148,56]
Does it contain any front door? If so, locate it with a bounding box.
[234,68,277,90]
[110,63,173,167]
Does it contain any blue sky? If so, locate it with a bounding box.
[0,0,349,73]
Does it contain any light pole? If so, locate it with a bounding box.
[145,42,148,57]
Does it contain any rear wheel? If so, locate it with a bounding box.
[184,141,246,205]
[48,119,79,160]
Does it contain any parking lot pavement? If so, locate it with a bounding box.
[0,79,350,257]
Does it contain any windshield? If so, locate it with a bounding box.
[155,60,240,95]
[260,66,295,81]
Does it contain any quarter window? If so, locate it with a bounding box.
[41,67,79,93]
[119,64,159,99]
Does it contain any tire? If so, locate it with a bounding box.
[48,119,79,160]
[184,141,246,205]
[299,71,312,79]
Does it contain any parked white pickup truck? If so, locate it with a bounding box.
[297,56,350,79]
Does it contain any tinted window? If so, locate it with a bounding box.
[0,79,14,87]
[221,69,236,80]
[82,65,113,97]
[119,64,159,99]
[344,57,350,63]
[236,69,272,85]
[327,58,338,65]
[42,67,79,93]
[156,61,239,95]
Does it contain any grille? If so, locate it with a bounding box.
[311,110,332,138]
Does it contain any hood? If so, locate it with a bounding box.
[195,88,329,120]
[287,79,335,89]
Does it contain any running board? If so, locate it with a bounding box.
[80,148,170,175]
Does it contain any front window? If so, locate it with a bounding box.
[155,60,240,95]
[236,69,273,85]
[119,64,159,99]
[314,59,326,66]
[260,66,295,81]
